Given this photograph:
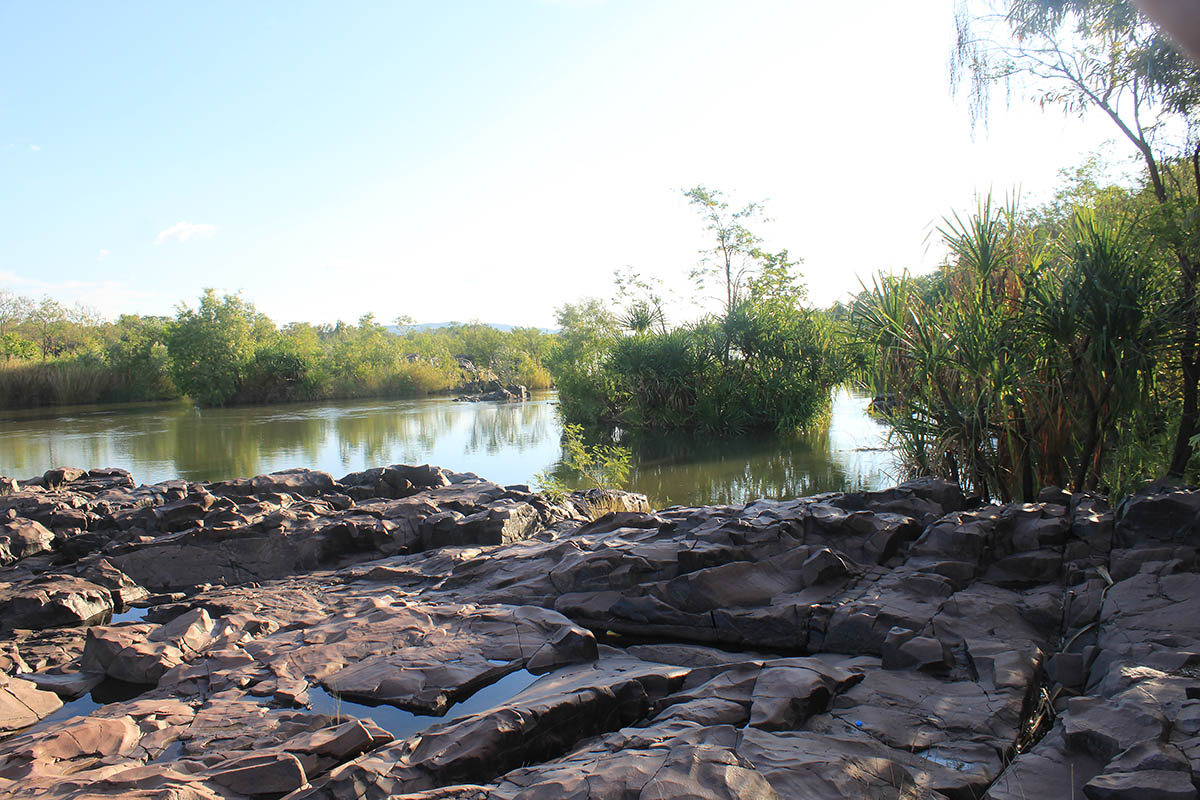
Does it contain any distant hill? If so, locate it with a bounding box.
[386,322,558,335]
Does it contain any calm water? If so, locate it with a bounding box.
[307,668,542,740]
[0,390,899,508]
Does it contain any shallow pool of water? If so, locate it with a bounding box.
[307,668,542,740]
[104,607,152,625]
[19,678,147,736]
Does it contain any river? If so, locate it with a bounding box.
[0,389,899,508]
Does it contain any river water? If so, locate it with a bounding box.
[0,389,899,508]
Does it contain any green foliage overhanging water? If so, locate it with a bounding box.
[820,0,1198,501]
[545,186,853,436]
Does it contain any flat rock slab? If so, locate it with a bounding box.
[0,468,1199,798]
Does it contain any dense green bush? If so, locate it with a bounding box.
[547,194,848,435]
[550,298,846,435]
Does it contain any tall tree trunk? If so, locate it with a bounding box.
[1166,146,1200,477]
[1169,257,1199,476]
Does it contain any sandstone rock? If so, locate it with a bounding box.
[41,468,86,490]
[0,575,113,629]
[0,673,61,731]
[1064,696,1169,762]
[80,558,148,607]
[1106,740,1191,773]
[0,466,1198,799]
[746,659,861,730]
[881,627,951,673]
[798,546,854,586]
[987,726,1103,800]
[1083,769,1198,799]
[0,519,54,566]
[28,715,140,760]
[209,751,308,794]
[210,468,338,498]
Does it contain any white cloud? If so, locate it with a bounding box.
[97,248,110,261]
[28,144,40,152]
[155,221,217,245]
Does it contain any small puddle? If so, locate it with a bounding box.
[102,607,152,625]
[308,669,542,741]
[447,669,543,718]
[21,678,147,736]
[149,739,186,763]
[918,750,973,771]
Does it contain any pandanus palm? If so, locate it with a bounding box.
[854,196,1168,501]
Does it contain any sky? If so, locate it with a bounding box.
[0,0,1132,328]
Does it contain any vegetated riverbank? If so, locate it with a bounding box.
[0,288,554,410]
[0,356,538,411]
[0,463,1193,798]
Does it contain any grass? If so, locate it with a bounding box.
[577,491,642,520]
[0,360,124,408]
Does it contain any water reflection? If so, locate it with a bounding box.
[0,389,898,507]
[465,401,553,457]
[0,394,565,488]
[577,390,898,508]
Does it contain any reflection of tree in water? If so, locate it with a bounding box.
[1,403,191,481]
[166,406,329,481]
[634,430,849,508]
[1,391,896,504]
[550,424,892,509]
[333,404,458,468]
[0,420,115,478]
[465,401,554,456]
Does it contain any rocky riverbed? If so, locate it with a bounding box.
[0,465,1197,798]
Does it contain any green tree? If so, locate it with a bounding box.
[27,297,69,360]
[614,267,670,334]
[167,290,266,406]
[107,315,175,399]
[0,332,37,360]
[853,194,1169,500]
[534,423,632,507]
[683,186,769,316]
[547,187,844,435]
[0,289,30,343]
[546,300,622,424]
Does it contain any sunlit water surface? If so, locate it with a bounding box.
[0,389,899,508]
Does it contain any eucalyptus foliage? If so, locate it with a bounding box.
[533,423,632,503]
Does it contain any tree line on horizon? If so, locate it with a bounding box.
[0,291,553,408]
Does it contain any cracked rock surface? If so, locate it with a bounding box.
[0,465,1198,798]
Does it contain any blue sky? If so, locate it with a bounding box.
[1,1,1124,327]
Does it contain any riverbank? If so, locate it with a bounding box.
[0,464,1195,797]
[0,356,530,412]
